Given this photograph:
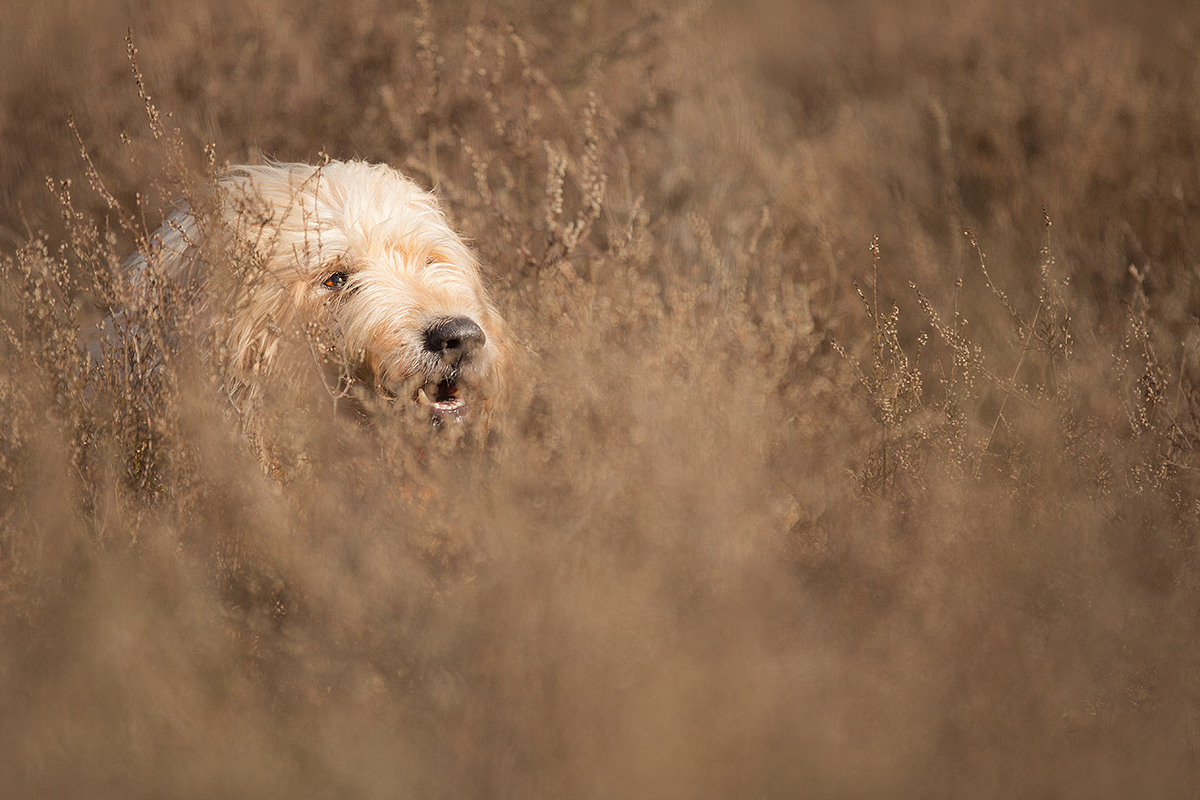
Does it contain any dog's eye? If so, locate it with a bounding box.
[323,272,349,290]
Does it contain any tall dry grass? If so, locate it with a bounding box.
[3,0,1200,797]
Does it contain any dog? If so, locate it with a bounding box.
[122,159,510,428]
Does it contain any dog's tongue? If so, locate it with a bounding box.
[417,379,465,415]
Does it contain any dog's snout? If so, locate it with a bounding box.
[424,316,486,366]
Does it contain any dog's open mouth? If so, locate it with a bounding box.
[415,379,466,419]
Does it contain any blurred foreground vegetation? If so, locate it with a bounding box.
[3,1,1200,797]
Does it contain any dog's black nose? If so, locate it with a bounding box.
[424,316,486,367]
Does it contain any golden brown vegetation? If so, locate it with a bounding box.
[3,0,1200,796]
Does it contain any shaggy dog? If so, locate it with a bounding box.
[128,160,510,426]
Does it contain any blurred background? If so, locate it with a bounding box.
[2,1,1200,797]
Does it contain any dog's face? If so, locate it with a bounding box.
[323,209,509,423]
[221,161,509,424]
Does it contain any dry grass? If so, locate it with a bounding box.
[3,0,1200,797]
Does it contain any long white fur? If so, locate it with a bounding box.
[134,160,510,417]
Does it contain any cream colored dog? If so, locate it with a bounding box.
[131,160,510,424]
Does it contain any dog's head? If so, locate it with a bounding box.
[218,160,510,424]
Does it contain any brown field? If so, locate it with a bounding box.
[3,0,1200,796]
